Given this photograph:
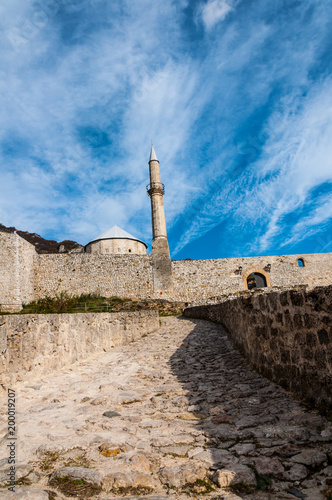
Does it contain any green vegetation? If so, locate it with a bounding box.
[51,475,102,497]
[247,464,273,491]
[230,482,256,494]
[183,478,215,495]
[1,292,185,316]
[63,454,90,468]
[20,292,128,314]
[323,487,332,500]
[39,451,60,472]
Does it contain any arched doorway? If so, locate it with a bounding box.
[247,272,267,290]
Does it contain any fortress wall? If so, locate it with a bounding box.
[0,310,159,384]
[1,233,330,306]
[184,285,332,411]
[0,233,36,311]
[34,254,154,299]
[171,253,332,302]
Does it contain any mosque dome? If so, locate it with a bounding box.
[85,225,147,255]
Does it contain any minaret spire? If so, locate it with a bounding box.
[149,144,159,162]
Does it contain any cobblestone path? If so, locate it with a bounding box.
[0,317,331,499]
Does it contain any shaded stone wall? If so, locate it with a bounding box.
[0,233,36,311]
[184,285,332,411]
[0,310,159,384]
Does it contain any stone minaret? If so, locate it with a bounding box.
[147,145,173,291]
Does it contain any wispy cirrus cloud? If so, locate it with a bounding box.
[169,0,332,258]
[0,0,331,258]
[0,0,205,246]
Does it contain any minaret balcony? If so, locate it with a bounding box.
[146,183,165,196]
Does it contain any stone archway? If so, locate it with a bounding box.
[243,268,271,290]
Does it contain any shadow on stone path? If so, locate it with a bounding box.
[169,317,332,499]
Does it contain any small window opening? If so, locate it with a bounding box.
[298,258,305,267]
[129,249,132,253]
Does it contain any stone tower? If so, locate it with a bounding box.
[147,145,173,292]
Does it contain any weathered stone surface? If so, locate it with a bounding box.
[191,448,237,465]
[102,410,121,418]
[286,488,308,499]
[211,413,235,424]
[90,397,105,405]
[211,464,256,487]
[158,444,191,457]
[50,467,102,484]
[125,454,152,473]
[231,443,256,456]
[290,449,327,468]
[103,472,133,491]
[0,465,33,484]
[49,466,102,496]
[110,497,168,500]
[284,464,309,481]
[0,487,49,499]
[300,488,326,500]
[104,471,154,492]
[158,463,206,487]
[98,442,126,457]
[254,457,284,475]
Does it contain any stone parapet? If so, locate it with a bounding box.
[0,310,159,384]
[184,285,332,412]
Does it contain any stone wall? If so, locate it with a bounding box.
[33,252,332,302]
[0,310,159,384]
[0,233,36,312]
[184,285,332,411]
[1,229,331,307]
[34,254,154,299]
[171,253,332,302]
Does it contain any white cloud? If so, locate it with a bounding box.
[281,195,332,248]
[200,0,234,30]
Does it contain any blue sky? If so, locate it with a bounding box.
[0,0,331,259]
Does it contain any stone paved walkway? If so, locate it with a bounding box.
[0,316,331,499]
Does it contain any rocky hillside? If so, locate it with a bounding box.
[0,223,83,254]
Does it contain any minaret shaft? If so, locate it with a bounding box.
[148,158,167,240]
